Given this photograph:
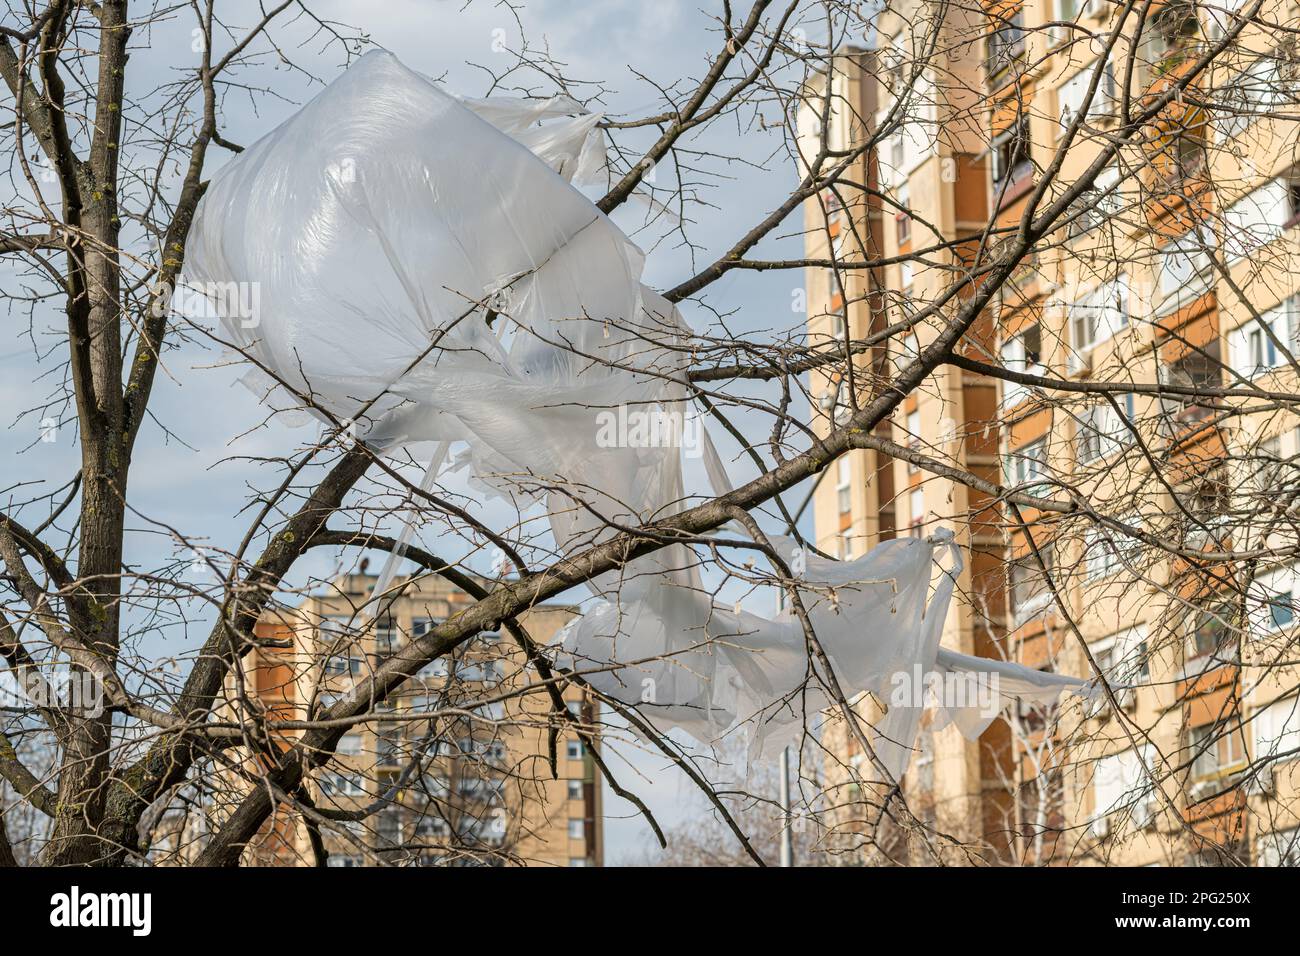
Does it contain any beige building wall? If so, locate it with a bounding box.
[805,0,1300,866]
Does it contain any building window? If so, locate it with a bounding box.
[895,182,912,243]
[1082,514,1143,583]
[840,528,855,559]
[566,740,583,760]
[1217,56,1285,140]
[1258,827,1300,867]
[374,621,399,655]
[1092,624,1149,693]
[1065,169,1122,243]
[318,771,365,799]
[1158,227,1215,304]
[457,659,500,682]
[1069,277,1128,358]
[1008,544,1056,622]
[1189,722,1244,781]
[1151,0,1199,54]
[1092,746,1155,826]
[986,7,1026,78]
[836,456,852,513]
[336,733,364,757]
[410,617,441,639]
[323,653,364,678]
[906,409,922,473]
[823,188,844,228]
[1246,323,1280,375]
[1083,526,1121,581]
[1160,340,1223,423]
[826,378,852,426]
[1057,61,1117,137]
[568,779,583,800]
[326,854,362,868]
[991,116,1032,198]
[1267,591,1295,629]
[417,656,449,681]
[1253,697,1300,763]
[568,819,585,840]
[1249,435,1287,499]
[415,815,450,838]
[1004,437,1050,495]
[907,488,925,538]
[1232,295,1294,377]
[1076,395,1135,464]
[1187,601,1236,661]
[1000,323,1043,407]
[1224,177,1300,261]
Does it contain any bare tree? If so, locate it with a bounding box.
[3,0,1299,868]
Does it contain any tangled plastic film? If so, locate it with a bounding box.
[184,50,1095,779]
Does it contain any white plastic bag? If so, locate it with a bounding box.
[185,50,1094,780]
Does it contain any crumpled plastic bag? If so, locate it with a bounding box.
[184,49,1095,782]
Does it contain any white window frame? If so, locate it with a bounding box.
[1076,393,1136,464]
[908,488,925,536]
[1087,624,1147,714]
[1190,722,1244,781]
[1216,55,1284,140]
[1008,543,1056,622]
[1057,61,1117,138]
[1158,227,1216,312]
[1092,745,1154,823]
[410,617,441,639]
[1000,325,1044,408]
[1229,296,1299,379]
[319,770,365,799]
[1252,696,1300,764]
[1223,178,1293,262]
[906,409,922,473]
[1070,275,1129,358]
[1004,438,1050,494]
[1257,826,1300,867]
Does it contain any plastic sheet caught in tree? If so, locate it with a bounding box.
[185,50,1095,780]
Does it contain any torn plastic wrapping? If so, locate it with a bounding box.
[184,49,1096,781]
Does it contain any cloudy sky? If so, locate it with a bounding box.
[1,0,828,862]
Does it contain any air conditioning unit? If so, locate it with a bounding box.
[1083,0,1108,20]
[1090,813,1111,838]
[1067,348,1091,376]
[1117,685,1137,711]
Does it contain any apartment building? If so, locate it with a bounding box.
[804,0,1300,866]
[800,27,1017,863]
[196,572,600,867]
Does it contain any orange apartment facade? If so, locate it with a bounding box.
[804,0,1300,866]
